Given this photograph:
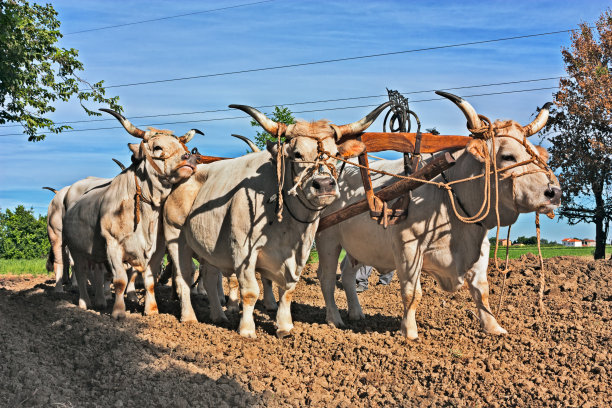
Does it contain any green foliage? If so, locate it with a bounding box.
[0,0,122,141]
[425,127,440,135]
[0,206,49,259]
[490,245,612,259]
[250,106,295,150]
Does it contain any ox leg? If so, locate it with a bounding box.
[204,265,227,323]
[104,280,112,300]
[341,256,365,322]
[50,242,64,292]
[276,283,296,338]
[93,263,107,309]
[125,268,139,302]
[237,262,260,338]
[466,248,507,335]
[262,278,278,311]
[105,242,129,320]
[143,267,158,316]
[226,274,240,313]
[396,251,423,340]
[72,256,91,310]
[170,238,197,323]
[217,270,226,306]
[316,243,344,328]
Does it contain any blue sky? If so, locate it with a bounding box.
[0,0,608,242]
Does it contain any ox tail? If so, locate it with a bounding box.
[42,186,57,194]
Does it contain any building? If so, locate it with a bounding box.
[498,239,511,246]
[582,239,596,247]
[562,238,582,247]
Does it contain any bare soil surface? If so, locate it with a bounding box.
[1,255,610,407]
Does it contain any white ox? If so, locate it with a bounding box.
[44,176,113,292]
[316,92,562,339]
[163,103,389,338]
[64,109,201,318]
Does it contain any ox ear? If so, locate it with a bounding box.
[534,145,549,162]
[128,143,145,161]
[466,139,488,162]
[337,139,366,158]
[266,139,288,159]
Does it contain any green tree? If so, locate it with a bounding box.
[0,206,49,259]
[544,9,612,259]
[0,0,122,141]
[250,106,295,150]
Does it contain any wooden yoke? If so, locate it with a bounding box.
[349,132,470,228]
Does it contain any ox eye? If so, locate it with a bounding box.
[501,154,516,162]
[294,152,303,159]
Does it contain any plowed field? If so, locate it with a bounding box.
[1,255,610,407]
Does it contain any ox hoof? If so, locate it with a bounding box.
[348,311,365,321]
[239,330,257,339]
[276,329,293,339]
[54,285,64,293]
[144,306,159,316]
[112,309,126,320]
[211,314,229,324]
[238,322,256,338]
[78,299,90,310]
[126,292,139,303]
[485,325,508,335]
[94,300,107,310]
[401,323,419,340]
[325,314,346,329]
[180,313,198,324]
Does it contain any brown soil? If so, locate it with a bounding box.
[1,255,610,407]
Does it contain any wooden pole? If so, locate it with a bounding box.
[317,152,456,232]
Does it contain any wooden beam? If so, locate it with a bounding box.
[317,152,456,232]
[338,132,471,154]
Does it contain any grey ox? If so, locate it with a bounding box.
[315,91,562,339]
[64,109,201,318]
[163,103,389,338]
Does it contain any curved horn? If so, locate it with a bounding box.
[523,102,552,137]
[179,128,204,144]
[335,101,392,139]
[100,108,149,140]
[231,134,260,152]
[435,91,482,130]
[42,186,57,194]
[112,158,126,171]
[229,105,279,136]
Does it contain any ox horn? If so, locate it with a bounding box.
[100,108,150,140]
[231,134,260,152]
[523,102,552,137]
[335,101,392,139]
[42,186,57,194]
[179,128,204,144]
[229,105,280,136]
[112,158,126,171]
[435,91,482,130]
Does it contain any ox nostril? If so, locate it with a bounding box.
[182,152,191,160]
[329,178,336,186]
[313,180,321,190]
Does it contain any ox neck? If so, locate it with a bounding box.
[128,161,170,209]
[441,149,519,230]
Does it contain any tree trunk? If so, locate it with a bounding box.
[593,188,606,260]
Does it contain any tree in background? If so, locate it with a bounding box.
[0,0,122,141]
[545,9,612,259]
[250,106,295,150]
[0,206,49,259]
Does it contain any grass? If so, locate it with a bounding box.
[490,245,612,259]
[0,258,50,275]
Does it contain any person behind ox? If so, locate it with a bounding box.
[339,254,395,292]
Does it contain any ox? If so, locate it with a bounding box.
[315,92,561,339]
[163,103,389,338]
[64,109,201,318]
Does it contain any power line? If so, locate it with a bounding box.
[103,29,574,89]
[0,76,562,129]
[0,86,558,138]
[65,0,277,35]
